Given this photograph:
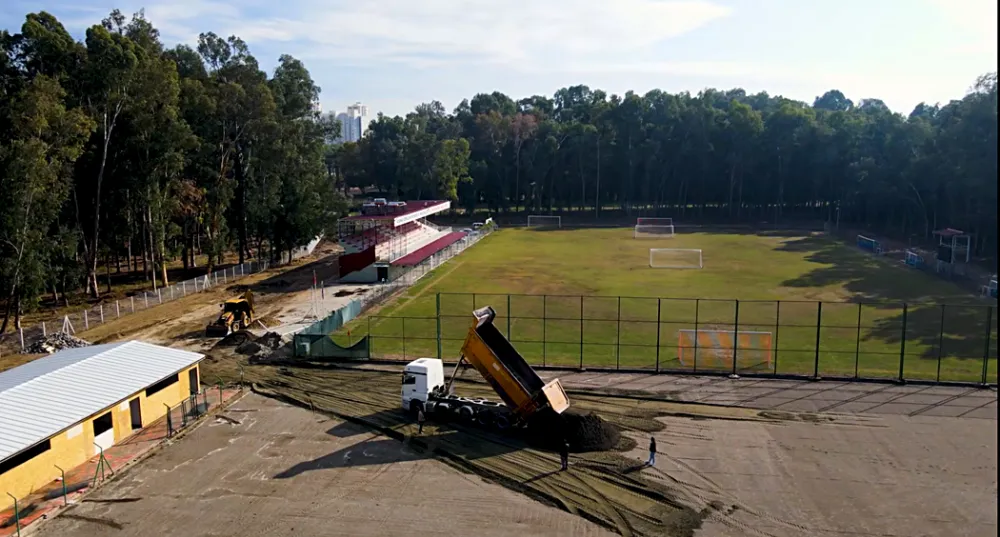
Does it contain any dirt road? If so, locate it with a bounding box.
[33,394,614,537]
[73,243,363,353]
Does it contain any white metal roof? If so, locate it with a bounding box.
[0,341,203,462]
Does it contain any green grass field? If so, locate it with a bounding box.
[332,227,997,383]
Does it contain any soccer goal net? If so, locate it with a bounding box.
[637,217,673,226]
[634,225,675,239]
[678,329,774,371]
[649,248,702,268]
[857,234,883,255]
[527,215,561,228]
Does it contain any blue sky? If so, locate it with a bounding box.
[2,0,996,118]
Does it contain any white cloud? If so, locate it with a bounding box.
[107,0,731,69]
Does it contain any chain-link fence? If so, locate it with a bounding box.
[4,236,323,356]
[329,293,998,385]
[164,385,236,438]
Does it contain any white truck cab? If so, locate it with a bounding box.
[401,358,446,412]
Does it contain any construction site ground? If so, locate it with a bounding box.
[6,247,997,537]
[30,379,996,537]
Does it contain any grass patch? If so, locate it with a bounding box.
[333,228,996,383]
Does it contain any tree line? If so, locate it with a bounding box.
[0,11,345,331]
[332,73,997,265]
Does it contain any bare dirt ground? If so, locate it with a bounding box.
[68,241,366,354]
[30,386,996,537]
[638,413,997,537]
[32,393,614,537]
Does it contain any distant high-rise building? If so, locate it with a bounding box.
[332,102,369,143]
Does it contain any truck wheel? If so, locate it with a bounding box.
[232,320,243,332]
[495,415,511,430]
[458,406,475,422]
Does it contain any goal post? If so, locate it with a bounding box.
[527,215,561,228]
[634,225,675,239]
[637,217,673,226]
[856,234,883,255]
[677,329,774,371]
[649,248,702,269]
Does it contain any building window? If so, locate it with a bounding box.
[0,440,51,475]
[93,412,113,436]
[146,373,179,397]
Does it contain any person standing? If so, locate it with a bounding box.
[559,440,570,471]
[417,408,426,435]
[647,436,657,466]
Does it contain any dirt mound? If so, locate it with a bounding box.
[527,409,621,452]
[257,332,284,349]
[236,340,263,355]
[25,333,91,354]
[259,278,290,288]
[226,284,250,293]
[216,331,254,347]
[256,315,280,327]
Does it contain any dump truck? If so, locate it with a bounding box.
[401,306,570,429]
[205,290,255,337]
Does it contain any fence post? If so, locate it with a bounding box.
[855,303,863,379]
[170,286,174,300]
[42,321,46,336]
[368,316,373,358]
[19,327,24,351]
[773,301,781,374]
[84,310,89,330]
[579,296,584,370]
[542,295,547,367]
[55,465,67,505]
[100,304,104,324]
[182,281,187,296]
[507,294,511,339]
[116,300,120,317]
[898,303,908,382]
[936,305,946,382]
[693,299,700,372]
[6,492,19,537]
[813,302,822,378]
[158,288,162,304]
[731,300,740,377]
[655,298,662,373]
[982,306,994,385]
[130,296,135,313]
[616,296,621,370]
[165,403,172,436]
[144,293,149,309]
[436,294,442,361]
[402,317,406,360]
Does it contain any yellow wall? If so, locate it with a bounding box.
[0,364,201,509]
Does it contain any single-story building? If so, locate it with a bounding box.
[0,341,203,509]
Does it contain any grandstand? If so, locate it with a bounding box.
[337,199,464,282]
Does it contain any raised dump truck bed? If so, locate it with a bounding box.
[461,306,569,421]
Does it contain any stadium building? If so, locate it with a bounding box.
[0,341,203,509]
[337,199,468,282]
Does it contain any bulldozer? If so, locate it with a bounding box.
[206,290,255,337]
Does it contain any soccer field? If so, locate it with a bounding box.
[333,227,997,383]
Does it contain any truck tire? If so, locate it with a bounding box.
[494,414,511,430]
[458,405,475,422]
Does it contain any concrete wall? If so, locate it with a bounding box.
[0,364,200,509]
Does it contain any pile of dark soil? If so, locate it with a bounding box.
[226,284,250,293]
[259,278,290,288]
[236,340,264,355]
[257,331,284,349]
[527,409,622,452]
[216,331,254,347]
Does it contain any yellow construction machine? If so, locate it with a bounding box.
[206,290,256,337]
